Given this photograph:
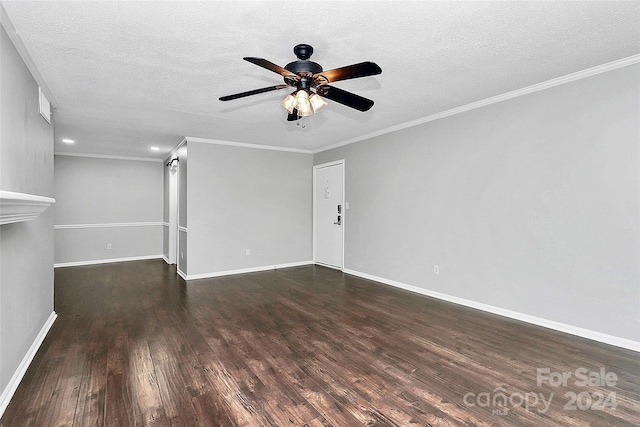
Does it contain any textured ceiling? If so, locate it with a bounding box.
[2,1,639,159]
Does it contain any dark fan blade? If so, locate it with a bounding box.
[244,57,297,77]
[317,85,374,112]
[219,85,288,101]
[314,61,381,83]
[287,108,299,121]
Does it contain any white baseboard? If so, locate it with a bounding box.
[162,255,170,264]
[314,262,343,271]
[177,268,187,280]
[54,221,164,229]
[343,268,640,353]
[0,311,57,418]
[185,260,314,281]
[54,255,164,268]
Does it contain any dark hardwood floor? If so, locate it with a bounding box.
[2,260,638,426]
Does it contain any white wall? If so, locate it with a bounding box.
[54,155,164,265]
[178,145,187,275]
[0,25,55,409]
[162,143,187,273]
[186,142,312,277]
[163,156,170,259]
[314,63,640,343]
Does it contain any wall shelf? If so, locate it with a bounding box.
[0,191,55,225]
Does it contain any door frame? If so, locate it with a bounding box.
[313,159,345,270]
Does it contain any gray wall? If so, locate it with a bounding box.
[0,26,55,397]
[54,155,163,264]
[315,64,639,342]
[187,142,312,276]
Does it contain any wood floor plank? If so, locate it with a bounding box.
[2,260,638,426]
[191,392,236,427]
[281,367,366,427]
[73,353,107,427]
[104,373,137,427]
[154,361,201,426]
[130,370,170,426]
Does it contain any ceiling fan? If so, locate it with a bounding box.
[219,44,382,121]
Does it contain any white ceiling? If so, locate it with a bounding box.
[2,1,639,159]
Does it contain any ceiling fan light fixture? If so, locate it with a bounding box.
[309,94,328,113]
[280,94,296,113]
[295,90,313,116]
[219,45,382,121]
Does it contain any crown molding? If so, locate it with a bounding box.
[1,3,57,108]
[184,136,313,154]
[165,137,188,163]
[314,54,640,154]
[54,152,163,163]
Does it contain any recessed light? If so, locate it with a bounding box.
[150,146,160,151]
[62,138,75,144]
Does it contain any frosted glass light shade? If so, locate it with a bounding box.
[309,94,328,113]
[295,90,312,116]
[280,94,296,113]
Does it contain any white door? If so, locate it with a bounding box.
[314,161,344,269]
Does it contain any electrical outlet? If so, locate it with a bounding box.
[181,252,184,259]
[246,249,251,256]
[434,265,439,275]
[107,243,112,250]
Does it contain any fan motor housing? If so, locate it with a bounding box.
[285,44,323,75]
[285,60,323,75]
